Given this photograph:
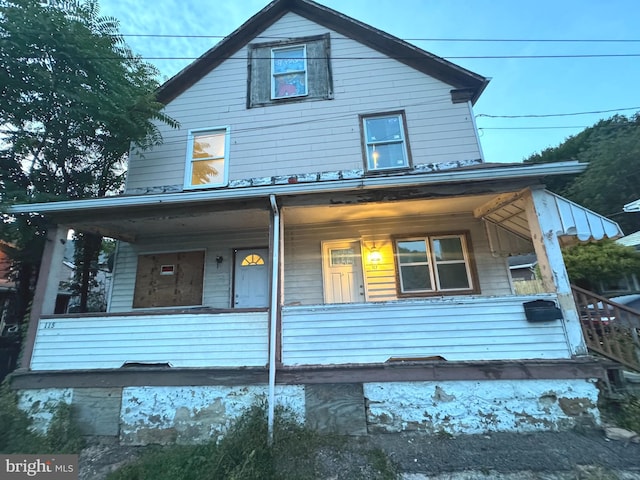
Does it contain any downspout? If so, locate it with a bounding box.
[469,100,486,162]
[267,194,280,443]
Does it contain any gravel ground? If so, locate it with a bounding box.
[79,428,640,480]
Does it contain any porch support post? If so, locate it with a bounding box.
[523,188,587,356]
[20,224,69,369]
[267,195,281,443]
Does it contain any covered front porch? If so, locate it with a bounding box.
[12,166,623,374]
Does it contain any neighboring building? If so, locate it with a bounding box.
[0,243,16,333]
[55,239,113,314]
[624,199,640,214]
[508,254,538,282]
[9,0,624,443]
[604,231,640,296]
[0,243,19,382]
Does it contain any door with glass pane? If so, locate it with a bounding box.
[322,241,365,304]
[234,248,269,308]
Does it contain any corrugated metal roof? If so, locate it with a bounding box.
[547,191,623,242]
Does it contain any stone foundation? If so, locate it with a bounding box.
[16,378,600,445]
[364,379,600,434]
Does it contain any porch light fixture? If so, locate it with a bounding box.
[368,245,382,268]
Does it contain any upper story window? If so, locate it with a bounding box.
[247,34,332,108]
[361,112,411,172]
[184,127,230,189]
[394,232,477,296]
[272,45,307,99]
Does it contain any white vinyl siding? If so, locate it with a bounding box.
[31,312,268,370]
[283,213,511,306]
[125,12,481,193]
[282,296,571,366]
[109,228,269,312]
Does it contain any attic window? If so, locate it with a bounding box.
[247,33,332,108]
[272,45,307,99]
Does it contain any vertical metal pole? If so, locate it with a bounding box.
[268,195,280,444]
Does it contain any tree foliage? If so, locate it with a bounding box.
[524,114,640,235]
[0,0,177,317]
[0,0,176,203]
[562,240,640,292]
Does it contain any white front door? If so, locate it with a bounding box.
[322,240,365,304]
[234,248,269,308]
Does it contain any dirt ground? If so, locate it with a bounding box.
[79,428,640,480]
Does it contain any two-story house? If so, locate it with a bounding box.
[9,0,623,444]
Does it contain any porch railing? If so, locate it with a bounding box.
[571,285,640,372]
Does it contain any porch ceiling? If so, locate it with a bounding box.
[66,194,500,241]
[70,207,271,242]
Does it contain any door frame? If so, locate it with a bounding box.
[232,246,270,309]
[321,239,367,304]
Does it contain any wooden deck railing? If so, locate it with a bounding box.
[571,285,640,372]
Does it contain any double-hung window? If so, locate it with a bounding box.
[272,45,307,99]
[395,233,476,295]
[361,112,410,171]
[184,127,230,189]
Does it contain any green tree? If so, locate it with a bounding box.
[562,240,640,292]
[524,114,640,235]
[0,0,177,316]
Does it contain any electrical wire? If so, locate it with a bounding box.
[476,107,640,119]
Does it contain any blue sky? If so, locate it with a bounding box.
[99,0,640,163]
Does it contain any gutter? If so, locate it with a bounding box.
[267,194,280,444]
[8,161,587,215]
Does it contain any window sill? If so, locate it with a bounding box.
[364,167,412,176]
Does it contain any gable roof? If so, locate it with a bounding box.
[156,0,489,105]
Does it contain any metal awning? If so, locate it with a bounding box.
[482,190,624,256]
[548,191,623,241]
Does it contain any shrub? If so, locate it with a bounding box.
[108,402,398,480]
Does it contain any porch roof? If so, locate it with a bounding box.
[9,161,585,216]
[6,161,622,245]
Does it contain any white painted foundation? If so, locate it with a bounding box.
[16,378,600,445]
[120,385,305,444]
[365,379,600,434]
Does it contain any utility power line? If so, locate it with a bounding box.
[476,107,640,119]
[115,34,640,42]
[14,53,638,61]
